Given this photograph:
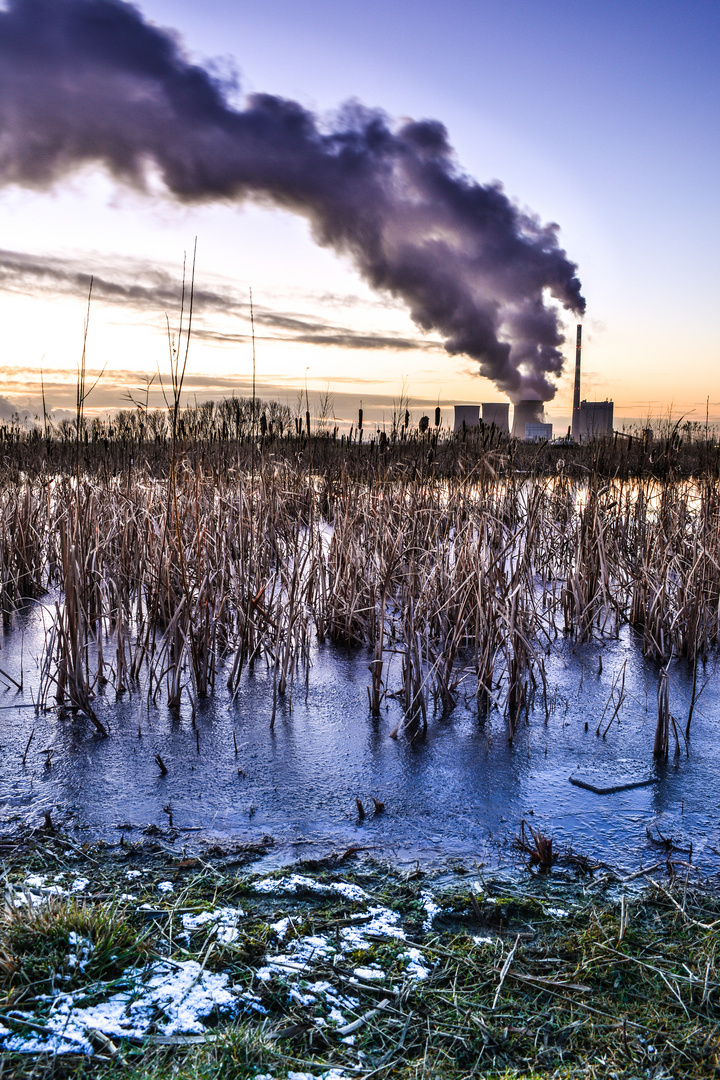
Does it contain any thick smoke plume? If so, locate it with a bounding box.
[0,0,585,401]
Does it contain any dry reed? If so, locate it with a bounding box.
[0,410,717,756]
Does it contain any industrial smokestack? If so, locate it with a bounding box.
[0,0,586,403]
[512,400,544,439]
[571,324,582,441]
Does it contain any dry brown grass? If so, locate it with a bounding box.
[0,421,717,750]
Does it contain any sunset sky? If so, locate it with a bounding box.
[0,0,717,431]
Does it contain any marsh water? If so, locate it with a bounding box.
[0,594,718,877]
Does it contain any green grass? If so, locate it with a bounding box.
[0,897,151,1001]
[0,839,718,1078]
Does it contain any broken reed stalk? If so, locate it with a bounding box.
[654,664,670,761]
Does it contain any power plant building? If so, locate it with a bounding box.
[525,422,553,442]
[450,323,613,446]
[577,400,613,441]
[481,402,510,433]
[571,323,614,441]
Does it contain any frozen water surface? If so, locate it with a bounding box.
[0,603,718,876]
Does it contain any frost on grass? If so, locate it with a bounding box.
[256,886,432,1035]
[1,874,437,1056]
[182,907,244,945]
[400,947,430,980]
[253,874,368,903]
[352,965,384,981]
[66,932,93,972]
[259,903,409,979]
[285,1071,353,1080]
[421,892,441,930]
[1,960,247,1054]
[14,874,91,904]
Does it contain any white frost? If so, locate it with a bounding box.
[270,916,291,940]
[2,960,240,1055]
[421,892,440,930]
[253,874,368,903]
[353,965,385,981]
[401,947,430,980]
[182,907,244,944]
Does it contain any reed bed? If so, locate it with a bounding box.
[0,407,719,760]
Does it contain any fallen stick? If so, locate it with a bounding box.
[21,728,35,765]
[506,971,591,993]
[0,665,23,690]
[86,1028,120,1057]
[337,997,390,1036]
[492,933,519,1009]
[619,862,663,883]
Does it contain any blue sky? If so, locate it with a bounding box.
[0,0,717,429]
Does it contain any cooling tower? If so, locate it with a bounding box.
[512,400,544,439]
[481,403,510,433]
[453,404,481,432]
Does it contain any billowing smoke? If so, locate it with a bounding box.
[0,0,585,401]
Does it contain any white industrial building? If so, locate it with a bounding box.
[525,422,553,442]
[512,400,544,439]
[571,325,614,441]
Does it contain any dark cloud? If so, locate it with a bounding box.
[0,247,236,313]
[195,326,439,353]
[0,394,37,422]
[0,246,440,353]
[0,0,585,401]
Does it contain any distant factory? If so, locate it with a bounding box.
[453,400,550,441]
[511,400,550,441]
[452,324,614,443]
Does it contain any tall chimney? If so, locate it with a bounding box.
[571,323,582,441]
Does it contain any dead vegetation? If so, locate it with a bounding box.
[0,412,718,756]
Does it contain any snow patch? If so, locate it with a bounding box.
[421,892,440,930]
[253,874,368,903]
[182,907,244,944]
[401,947,430,980]
[1,960,241,1055]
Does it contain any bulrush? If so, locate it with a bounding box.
[0,411,716,762]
